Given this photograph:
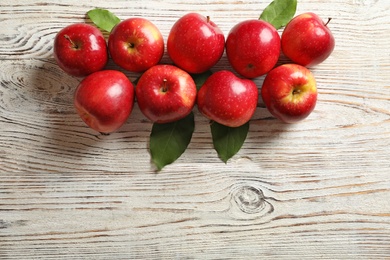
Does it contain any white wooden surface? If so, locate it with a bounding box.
[1,0,390,259]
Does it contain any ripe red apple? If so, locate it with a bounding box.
[261,64,317,123]
[226,19,280,79]
[197,70,258,127]
[108,18,164,73]
[281,12,335,67]
[167,13,225,74]
[53,23,108,77]
[74,70,135,133]
[136,65,197,124]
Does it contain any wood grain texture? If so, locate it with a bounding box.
[1,0,390,259]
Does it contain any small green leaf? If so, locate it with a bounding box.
[211,121,249,163]
[150,112,195,171]
[259,0,297,29]
[87,8,121,32]
[191,70,213,91]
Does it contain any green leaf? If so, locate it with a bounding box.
[191,70,213,91]
[259,0,297,29]
[150,112,195,171]
[87,8,121,32]
[211,121,249,163]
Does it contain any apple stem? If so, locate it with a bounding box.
[64,35,79,49]
[325,17,332,27]
[293,89,301,95]
[162,78,168,92]
[206,16,210,23]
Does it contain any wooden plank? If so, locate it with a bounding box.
[1,57,389,172]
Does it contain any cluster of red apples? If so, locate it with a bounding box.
[53,11,335,134]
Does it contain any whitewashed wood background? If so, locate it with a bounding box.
[1,0,389,259]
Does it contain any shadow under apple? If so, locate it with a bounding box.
[25,58,153,172]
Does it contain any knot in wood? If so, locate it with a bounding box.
[234,185,265,214]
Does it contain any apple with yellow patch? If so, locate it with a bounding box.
[135,65,197,123]
[261,64,317,123]
[108,18,164,72]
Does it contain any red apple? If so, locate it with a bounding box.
[197,70,258,127]
[281,12,335,67]
[167,13,225,74]
[53,23,108,77]
[108,18,164,73]
[261,64,317,123]
[135,65,197,123]
[226,19,280,79]
[74,70,135,133]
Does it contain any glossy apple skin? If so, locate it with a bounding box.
[281,12,335,67]
[197,70,258,127]
[167,13,225,74]
[261,64,317,123]
[108,18,164,73]
[74,70,135,133]
[53,23,108,77]
[136,65,197,123]
[226,19,281,79]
